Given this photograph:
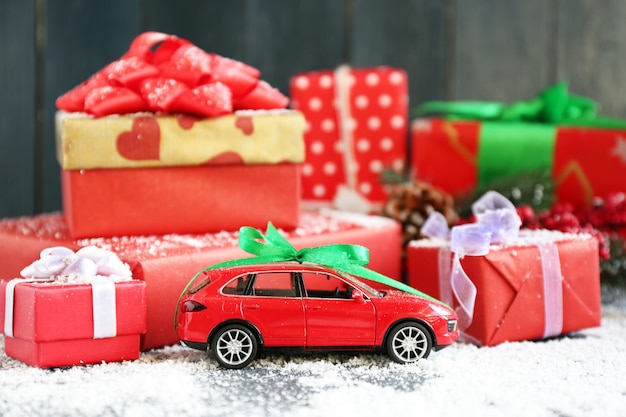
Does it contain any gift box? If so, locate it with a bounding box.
[0,246,147,368]
[0,210,402,350]
[407,232,601,346]
[290,65,408,213]
[0,280,146,368]
[412,83,626,207]
[55,32,304,239]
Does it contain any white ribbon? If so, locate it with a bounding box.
[4,278,52,337]
[89,276,118,339]
[3,281,15,337]
[331,65,375,214]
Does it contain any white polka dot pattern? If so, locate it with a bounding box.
[290,67,408,204]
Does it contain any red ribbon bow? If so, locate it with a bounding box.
[56,32,289,118]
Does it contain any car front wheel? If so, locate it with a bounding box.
[386,322,432,363]
[211,324,258,369]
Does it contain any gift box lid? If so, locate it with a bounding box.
[56,109,306,170]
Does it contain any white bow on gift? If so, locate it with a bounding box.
[20,246,132,280]
[422,191,564,342]
[5,246,132,339]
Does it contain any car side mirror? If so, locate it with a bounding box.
[352,290,367,305]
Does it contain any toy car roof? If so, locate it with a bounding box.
[207,261,349,274]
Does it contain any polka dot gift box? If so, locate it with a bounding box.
[290,66,408,213]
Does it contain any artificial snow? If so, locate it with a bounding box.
[1,288,625,417]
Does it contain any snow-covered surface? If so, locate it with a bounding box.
[1,287,625,417]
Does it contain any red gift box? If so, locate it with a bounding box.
[0,210,402,350]
[412,117,626,207]
[290,66,408,212]
[55,31,305,239]
[406,231,601,346]
[0,279,146,368]
[61,163,301,238]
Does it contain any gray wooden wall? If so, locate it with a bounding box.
[2,0,626,218]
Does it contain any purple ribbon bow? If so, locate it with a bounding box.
[422,191,522,337]
[422,191,564,342]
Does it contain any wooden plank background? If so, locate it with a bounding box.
[1,0,626,218]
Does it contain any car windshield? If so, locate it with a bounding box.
[338,273,383,297]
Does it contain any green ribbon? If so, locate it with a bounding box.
[417,81,626,128]
[477,122,556,187]
[176,223,443,328]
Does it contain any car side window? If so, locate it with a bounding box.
[301,272,353,299]
[251,272,298,297]
[222,274,253,295]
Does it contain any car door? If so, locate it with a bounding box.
[239,271,306,347]
[300,272,376,347]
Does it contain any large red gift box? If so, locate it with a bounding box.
[407,231,601,346]
[0,210,402,350]
[290,66,408,212]
[412,117,626,208]
[0,279,146,368]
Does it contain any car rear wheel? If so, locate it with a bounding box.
[386,322,432,363]
[211,324,258,369]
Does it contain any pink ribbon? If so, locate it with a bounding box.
[423,191,564,341]
[536,241,564,338]
[4,246,131,339]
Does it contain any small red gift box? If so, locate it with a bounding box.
[407,231,601,346]
[0,279,146,368]
[0,210,402,350]
[290,66,408,212]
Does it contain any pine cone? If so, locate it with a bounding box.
[382,180,458,246]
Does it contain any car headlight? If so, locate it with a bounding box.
[447,319,457,332]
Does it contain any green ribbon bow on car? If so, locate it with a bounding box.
[179,222,439,304]
[417,81,626,128]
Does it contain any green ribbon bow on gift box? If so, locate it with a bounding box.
[417,81,626,128]
[176,223,440,326]
[415,82,626,196]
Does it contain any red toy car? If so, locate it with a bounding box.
[176,262,458,369]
